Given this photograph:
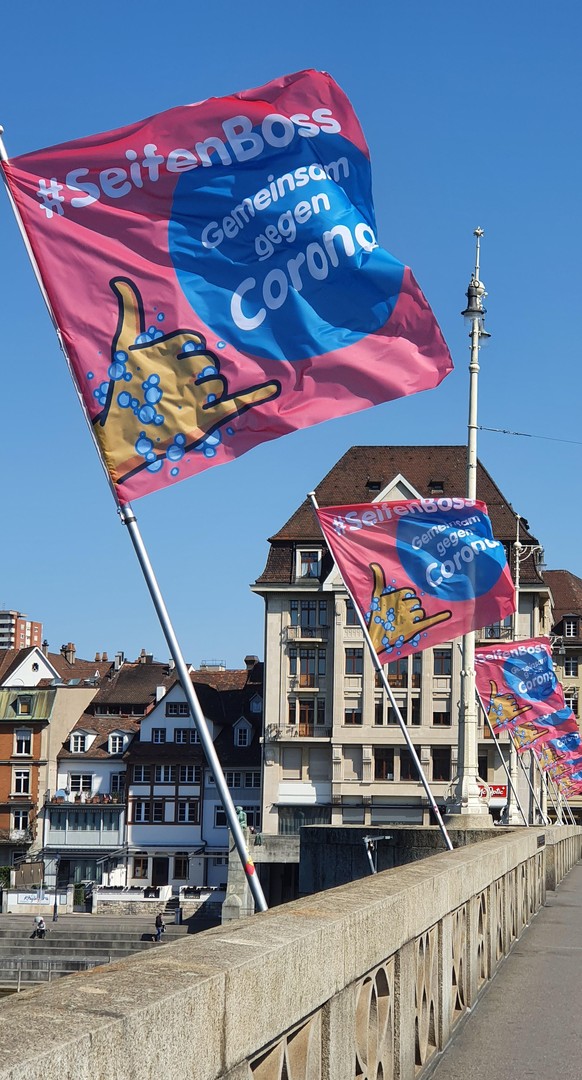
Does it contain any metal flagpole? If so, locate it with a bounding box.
[475,697,529,826]
[534,755,561,823]
[0,128,268,913]
[120,504,267,910]
[309,493,454,852]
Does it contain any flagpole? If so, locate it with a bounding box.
[120,503,268,911]
[0,130,267,914]
[448,228,492,823]
[476,696,529,826]
[309,493,454,852]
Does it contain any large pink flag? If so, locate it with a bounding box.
[1,70,452,504]
[316,497,515,662]
[475,637,579,751]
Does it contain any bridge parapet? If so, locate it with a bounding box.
[0,826,579,1080]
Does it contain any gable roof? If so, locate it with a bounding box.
[255,445,544,587]
[544,570,582,624]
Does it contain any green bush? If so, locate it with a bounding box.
[74,884,85,906]
[0,866,10,889]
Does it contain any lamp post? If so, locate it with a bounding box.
[447,228,492,824]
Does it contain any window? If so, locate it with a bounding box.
[133,856,148,878]
[152,801,164,822]
[179,765,201,784]
[133,765,151,783]
[399,748,421,781]
[564,618,578,638]
[133,801,150,823]
[212,856,228,867]
[178,800,199,823]
[290,647,325,687]
[374,700,384,725]
[345,648,363,675]
[244,771,261,788]
[109,735,124,754]
[307,747,330,781]
[387,658,408,688]
[13,809,29,831]
[432,709,451,726]
[225,771,242,788]
[387,703,407,726]
[411,698,421,727]
[434,649,452,676]
[235,726,249,747]
[152,728,166,744]
[215,806,227,827]
[166,701,189,717]
[344,707,363,725]
[154,765,176,783]
[15,696,32,716]
[250,696,262,714]
[482,616,512,639]
[299,549,320,578]
[375,747,394,780]
[411,653,422,688]
[190,729,200,743]
[346,600,359,625]
[433,747,452,781]
[110,773,125,794]
[70,774,92,793]
[70,734,86,753]
[565,657,579,677]
[290,599,327,628]
[565,692,579,716]
[174,854,189,880]
[15,730,31,755]
[282,747,302,779]
[174,729,189,744]
[343,746,362,780]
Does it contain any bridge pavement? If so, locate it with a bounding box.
[433,861,582,1080]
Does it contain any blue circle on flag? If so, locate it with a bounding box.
[395,508,505,601]
[503,650,557,702]
[168,130,404,361]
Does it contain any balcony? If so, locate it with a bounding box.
[476,625,513,642]
[283,625,329,643]
[265,724,332,740]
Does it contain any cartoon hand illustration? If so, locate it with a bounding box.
[486,680,532,730]
[366,562,451,655]
[93,278,281,483]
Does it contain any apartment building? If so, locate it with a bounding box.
[252,445,552,833]
[0,611,42,651]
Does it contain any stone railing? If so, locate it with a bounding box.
[0,826,579,1079]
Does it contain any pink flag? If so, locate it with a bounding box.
[475,637,578,751]
[1,70,452,504]
[316,497,515,662]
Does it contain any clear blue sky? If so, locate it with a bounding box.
[1,0,580,667]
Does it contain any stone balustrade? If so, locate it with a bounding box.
[0,825,579,1080]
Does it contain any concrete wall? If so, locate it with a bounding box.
[0,826,579,1080]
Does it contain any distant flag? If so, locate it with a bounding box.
[0,69,452,504]
[475,638,578,750]
[315,497,515,663]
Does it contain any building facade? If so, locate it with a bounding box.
[0,611,42,651]
[252,446,552,833]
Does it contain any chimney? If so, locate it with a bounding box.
[102,651,108,662]
[244,655,259,671]
[60,642,76,665]
[94,652,101,663]
[42,640,49,657]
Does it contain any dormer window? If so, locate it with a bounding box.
[564,618,579,638]
[109,734,124,755]
[234,719,251,747]
[249,695,262,714]
[70,734,86,753]
[298,549,321,579]
[16,696,32,716]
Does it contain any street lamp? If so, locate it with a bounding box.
[447,228,492,824]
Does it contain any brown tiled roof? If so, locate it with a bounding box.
[0,648,35,683]
[125,741,206,765]
[545,570,582,624]
[255,445,544,587]
[58,712,141,760]
[47,652,113,682]
[92,660,175,707]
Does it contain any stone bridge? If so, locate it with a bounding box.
[0,825,579,1079]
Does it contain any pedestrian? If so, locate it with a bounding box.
[33,916,46,939]
[154,911,166,942]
